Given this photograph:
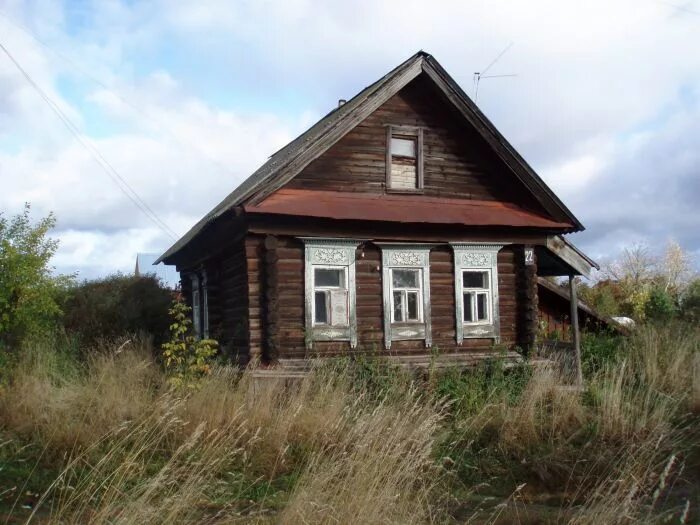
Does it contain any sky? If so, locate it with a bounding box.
[1,0,699,280]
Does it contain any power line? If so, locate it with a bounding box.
[0,40,180,241]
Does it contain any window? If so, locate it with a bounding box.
[190,274,202,338]
[386,126,423,191]
[390,268,422,322]
[302,239,360,349]
[379,244,433,349]
[451,244,503,343]
[313,267,348,326]
[462,270,490,324]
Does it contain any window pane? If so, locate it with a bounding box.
[406,291,419,321]
[463,292,474,322]
[315,268,344,288]
[393,291,404,322]
[463,271,488,289]
[392,269,419,288]
[477,293,488,321]
[390,137,416,158]
[314,291,328,324]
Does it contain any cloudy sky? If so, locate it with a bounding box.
[1,0,699,279]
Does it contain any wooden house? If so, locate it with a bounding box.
[156,51,599,368]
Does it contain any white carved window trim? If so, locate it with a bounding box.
[451,243,504,344]
[301,238,361,349]
[378,244,434,349]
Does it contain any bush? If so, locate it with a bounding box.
[62,274,172,350]
[644,286,676,322]
[680,278,700,323]
[0,204,70,349]
[161,299,218,388]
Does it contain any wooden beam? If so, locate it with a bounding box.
[546,236,593,278]
[569,275,583,385]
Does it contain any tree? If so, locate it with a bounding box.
[659,240,695,296]
[644,286,676,323]
[0,204,70,348]
[680,278,700,323]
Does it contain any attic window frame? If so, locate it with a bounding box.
[385,125,424,193]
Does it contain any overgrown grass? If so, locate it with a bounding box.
[0,324,698,523]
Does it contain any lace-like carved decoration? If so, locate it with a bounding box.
[390,252,424,266]
[314,249,348,264]
[462,252,491,267]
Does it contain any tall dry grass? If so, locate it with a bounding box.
[0,323,697,523]
[0,340,445,523]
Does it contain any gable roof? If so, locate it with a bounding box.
[158,51,584,264]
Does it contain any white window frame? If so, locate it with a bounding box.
[378,244,434,349]
[451,243,503,343]
[311,265,349,327]
[301,238,361,349]
[461,268,492,326]
[389,268,424,323]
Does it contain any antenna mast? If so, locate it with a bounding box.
[473,42,517,101]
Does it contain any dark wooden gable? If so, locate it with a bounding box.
[286,74,544,212]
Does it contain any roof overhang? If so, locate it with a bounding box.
[537,236,599,278]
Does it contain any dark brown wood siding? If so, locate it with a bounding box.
[245,233,527,360]
[210,239,251,362]
[286,75,543,212]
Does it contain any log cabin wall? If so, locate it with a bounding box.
[286,75,544,213]
[212,238,251,363]
[244,233,528,360]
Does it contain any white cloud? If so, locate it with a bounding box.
[0,0,699,278]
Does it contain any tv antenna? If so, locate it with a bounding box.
[473,42,517,101]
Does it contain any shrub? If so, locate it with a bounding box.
[62,273,172,350]
[680,278,700,323]
[644,286,676,322]
[0,204,70,349]
[161,299,218,388]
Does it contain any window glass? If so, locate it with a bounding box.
[392,269,419,288]
[463,292,474,322]
[477,293,487,321]
[390,137,416,158]
[315,268,344,287]
[393,291,403,321]
[314,291,329,324]
[463,271,488,289]
[406,291,419,321]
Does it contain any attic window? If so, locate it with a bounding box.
[386,126,423,191]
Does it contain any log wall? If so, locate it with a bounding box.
[244,234,528,360]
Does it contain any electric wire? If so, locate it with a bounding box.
[0,40,180,241]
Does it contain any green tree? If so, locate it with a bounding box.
[680,278,700,323]
[0,204,70,348]
[644,286,676,323]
